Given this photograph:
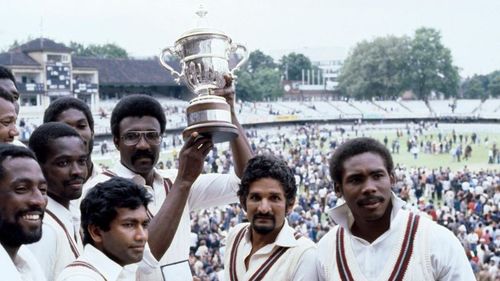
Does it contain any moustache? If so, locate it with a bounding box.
[63,176,86,187]
[357,196,385,206]
[130,242,146,248]
[131,150,156,163]
[16,206,45,220]
[253,214,275,221]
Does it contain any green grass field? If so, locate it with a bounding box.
[367,131,500,172]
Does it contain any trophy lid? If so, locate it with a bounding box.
[176,5,230,42]
[177,27,229,40]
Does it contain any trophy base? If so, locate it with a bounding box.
[182,122,238,143]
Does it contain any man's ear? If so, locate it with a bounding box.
[286,198,296,215]
[239,196,247,212]
[389,173,396,186]
[113,136,120,150]
[334,183,343,197]
[88,224,103,245]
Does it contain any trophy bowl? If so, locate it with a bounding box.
[159,25,248,143]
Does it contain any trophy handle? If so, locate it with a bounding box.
[159,47,182,80]
[229,43,249,76]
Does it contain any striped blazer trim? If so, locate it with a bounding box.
[45,209,80,259]
[335,212,420,281]
[229,225,296,281]
[66,260,108,281]
[101,169,172,219]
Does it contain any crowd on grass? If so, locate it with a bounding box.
[162,121,500,281]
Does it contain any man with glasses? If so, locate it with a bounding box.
[84,89,252,280]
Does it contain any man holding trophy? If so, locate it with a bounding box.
[83,8,252,281]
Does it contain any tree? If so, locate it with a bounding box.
[235,68,281,101]
[3,37,34,52]
[9,40,21,50]
[279,53,313,81]
[488,71,500,97]
[406,28,459,100]
[461,70,500,99]
[337,36,411,99]
[235,50,281,101]
[69,42,87,56]
[69,42,128,59]
[461,74,490,100]
[246,50,276,73]
[337,27,460,101]
[461,76,488,99]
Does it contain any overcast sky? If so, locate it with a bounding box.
[1,0,499,77]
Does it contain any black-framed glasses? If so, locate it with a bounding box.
[121,131,162,146]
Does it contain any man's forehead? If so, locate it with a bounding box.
[248,179,285,195]
[48,136,86,152]
[1,157,41,178]
[57,108,88,121]
[0,79,16,89]
[344,167,388,177]
[119,116,160,130]
[114,206,148,220]
[0,105,16,118]
[342,153,388,174]
[0,79,17,97]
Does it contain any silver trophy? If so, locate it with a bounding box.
[159,6,248,143]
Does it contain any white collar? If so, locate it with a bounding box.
[47,197,80,226]
[82,244,134,280]
[0,245,43,281]
[244,219,299,254]
[0,244,23,281]
[114,162,163,187]
[327,192,407,230]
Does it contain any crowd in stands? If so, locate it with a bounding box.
[17,97,500,141]
[164,121,500,280]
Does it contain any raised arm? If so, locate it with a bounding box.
[147,132,213,259]
[214,75,253,177]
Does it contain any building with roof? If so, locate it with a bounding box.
[267,46,345,99]
[0,38,185,118]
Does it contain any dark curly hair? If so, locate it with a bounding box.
[43,97,94,133]
[0,66,16,87]
[110,94,166,139]
[238,154,296,209]
[0,143,37,181]
[43,97,95,153]
[329,137,393,192]
[80,177,152,245]
[28,122,83,163]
